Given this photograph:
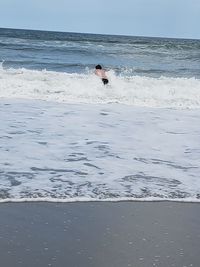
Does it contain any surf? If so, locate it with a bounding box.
[1,64,200,109]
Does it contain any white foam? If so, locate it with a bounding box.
[1,65,200,109]
[1,197,200,204]
[0,99,200,202]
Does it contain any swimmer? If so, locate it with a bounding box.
[95,65,109,85]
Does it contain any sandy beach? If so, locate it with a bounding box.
[0,202,199,267]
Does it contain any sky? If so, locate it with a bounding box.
[0,0,199,39]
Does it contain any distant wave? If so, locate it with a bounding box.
[1,64,200,109]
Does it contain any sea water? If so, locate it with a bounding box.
[0,28,200,202]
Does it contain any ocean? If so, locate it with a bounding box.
[0,27,200,203]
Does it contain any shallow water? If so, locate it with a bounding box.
[1,99,200,202]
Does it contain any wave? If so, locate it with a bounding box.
[1,63,200,109]
[1,197,200,204]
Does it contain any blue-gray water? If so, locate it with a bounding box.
[0,27,200,78]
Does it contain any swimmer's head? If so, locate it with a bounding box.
[95,65,102,69]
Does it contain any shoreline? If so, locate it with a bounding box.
[0,202,199,267]
[1,198,200,204]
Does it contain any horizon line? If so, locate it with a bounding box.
[0,26,199,41]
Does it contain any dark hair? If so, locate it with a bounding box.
[95,65,102,69]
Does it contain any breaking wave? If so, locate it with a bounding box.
[1,63,200,109]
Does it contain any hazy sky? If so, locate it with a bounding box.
[0,0,199,39]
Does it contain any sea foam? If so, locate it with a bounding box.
[0,99,200,202]
[1,65,200,109]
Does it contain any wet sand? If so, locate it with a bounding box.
[0,202,199,267]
